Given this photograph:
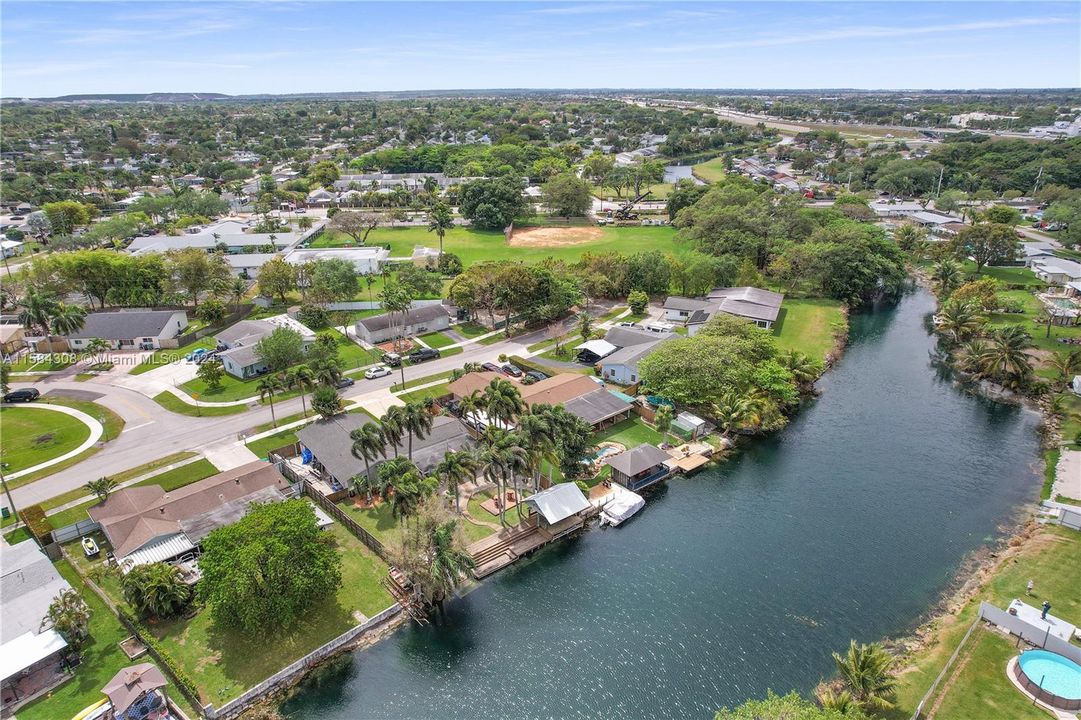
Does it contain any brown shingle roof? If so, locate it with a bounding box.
[520,374,599,407]
[446,371,502,399]
[88,461,288,558]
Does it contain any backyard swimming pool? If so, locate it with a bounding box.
[1016,650,1081,710]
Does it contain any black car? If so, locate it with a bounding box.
[501,364,523,378]
[481,362,500,373]
[407,348,441,363]
[3,388,40,403]
[334,377,355,389]
[525,370,548,382]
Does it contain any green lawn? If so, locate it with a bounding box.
[984,290,1081,354]
[331,329,381,370]
[452,322,491,339]
[152,392,249,417]
[340,497,402,546]
[129,336,217,375]
[399,382,452,404]
[593,417,663,449]
[48,458,220,529]
[16,560,198,720]
[4,397,126,488]
[772,297,847,362]
[391,369,457,392]
[309,225,683,266]
[418,330,456,349]
[465,489,524,529]
[889,526,1081,720]
[0,405,92,472]
[245,428,300,460]
[965,262,1047,288]
[692,156,728,183]
[591,182,674,200]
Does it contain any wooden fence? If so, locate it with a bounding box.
[302,482,390,563]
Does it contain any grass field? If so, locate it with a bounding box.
[692,156,729,183]
[887,526,1081,720]
[593,417,663,449]
[965,262,1048,288]
[417,330,456,349]
[0,405,92,472]
[399,382,452,404]
[772,297,847,361]
[152,392,249,417]
[6,354,76,373]
[308,225,683,265]
[16,561,199,720]
[5,397,126,488]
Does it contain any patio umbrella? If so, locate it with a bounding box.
[102,663,167,716]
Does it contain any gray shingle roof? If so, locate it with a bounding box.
[1,541,72,643]
[604,325,670,348]
[604,444,670,476]
[358,305,449,333]
[706,286,784,308]
[662,296,712,312]
[66,310,183,340]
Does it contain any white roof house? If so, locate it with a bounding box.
[282,246,389,274]
[1,540,72,683]
[524,483,591,525]
[1031,257,1081,285]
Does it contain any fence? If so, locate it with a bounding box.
[302,481,390,562]
[174,304,254,348]
[52,518,101,544]
[206,603,401,719]
[978,601,1081,663]
[909,615,981,720]
[1042,500,1081,531]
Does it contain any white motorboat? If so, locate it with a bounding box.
[599,489,645,527]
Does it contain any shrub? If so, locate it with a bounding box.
[21,504,52,543]
[297,303,330,329]
[437,252,463,276]
[627,289,649,315]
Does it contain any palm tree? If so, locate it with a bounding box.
[229,277,246,311]
[427,519,475,609]
[84,337,110,364]
[43,588,90,651]
[285,365,316,418]
[435,450,479,513]
[310,356,343,387]
[479,428,528,527]
[257,375,283,428]
[120,562,191,619]
[832,640,896,712]
[85,476,117,503]
[956,338,995,377]
[816,687,857,714]
[459,390,486,433]
[517,412,555,492]
[17,289,58,337]
[935,299,983,346]
[780,349,822,393]
[49,302,87,337]
[1048,349,1081,391]
[389,468,425,524]
[483,378,524,431]
[931,259,962,297]
[987,325,1034,384]
[380,405,407,457]
[349,422,386,503]
[427,201,454,257]
[401,401,434,461]
[711,391,760,437]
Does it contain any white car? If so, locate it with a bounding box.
[364,365,393,380]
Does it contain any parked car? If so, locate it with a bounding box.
[482,362,500,372]
[3,388,40,403]
[617,321,639,328]
[365,365,393,380]
[408,348,441,363]
[381,352,402,367]
[186,348,208,361]
[334,377,355,389]
[501,364,523,378]
[525,370,548,382]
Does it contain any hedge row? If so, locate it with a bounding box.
[117,607,203,710]
[21,504,53,543]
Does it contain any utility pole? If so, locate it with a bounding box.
[1030,166,1044,198]
[935,166,944,198]
[846,170,853,193]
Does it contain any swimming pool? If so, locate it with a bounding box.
[592,446,622,461]
[1015,649,1081,711]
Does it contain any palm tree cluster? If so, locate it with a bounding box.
[823,640,896,713]
[120,561,193,619]
[43,588,91,651]
[952,323,1036,390]
[18,288,87,344]
[257,335,348,426]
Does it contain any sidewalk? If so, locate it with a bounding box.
[6,402,105,480]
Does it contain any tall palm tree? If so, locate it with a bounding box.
[229,277,246,311]
[935,299,983,346]
[349,422,386,503]
[257,375,283,428]
[49,302,87,337]
[931,259,962,296]
[435,449,479,513]
[479,428,528,527]
[427,519,475,609]
[483,378,524,431]
[401,401,434,461]
[1048,349,1081,391]
[956,338,995,377]
[459,389,486,434]
[285,364,316,418]
[426,201,454,257]
[832,640,896,712]
[987,325,1034,384]
[517,411,555,492]
[380,405,407,457]
[17,289,58,337]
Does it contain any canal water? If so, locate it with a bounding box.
[663,164,705,184]
[283,288,1042,719]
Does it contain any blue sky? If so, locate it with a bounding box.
[2,2,1079,96]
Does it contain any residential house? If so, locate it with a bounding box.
[0,239,24,258]
[574,339,618,364]
[1,540,72,711]
[412,245,441,269]
[0,324,25,355]
[63,309,188,351]
[1031,257,1081,286]
[664,286,784,333]
[283,246,390,275]
[87,461,291,571]
[215,316,316,379]
[604,444,672,491]
[297,414,473,488]
[870,201,925,218]
[355,304,451,345]
[596,326,674,385]
[1020,241,1059,267]
[306,188,337,207]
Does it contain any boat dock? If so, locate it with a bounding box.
[468,508,598,578]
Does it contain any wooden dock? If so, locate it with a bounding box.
[468,512,595,578]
